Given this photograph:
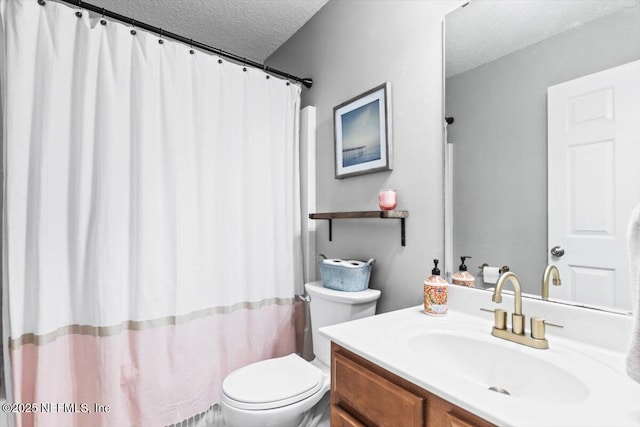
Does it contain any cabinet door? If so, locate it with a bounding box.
[333,352,424,427]
[331,405,366,427]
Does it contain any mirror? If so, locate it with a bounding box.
[444,0,640,312]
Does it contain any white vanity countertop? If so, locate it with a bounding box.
[319,286,640,427]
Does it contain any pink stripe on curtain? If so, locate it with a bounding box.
[10,303,296,427]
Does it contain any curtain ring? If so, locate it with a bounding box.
[158,29,164,45]
[242,58,247,72]
[75,0,83,18]
[37,0,45,6]
[130,19,136,35]
[100,8,107,25]
[189,39,194,55]
[264,65,270,79]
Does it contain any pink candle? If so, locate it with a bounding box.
[379,189,397,210]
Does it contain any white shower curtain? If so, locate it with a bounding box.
[0,1,302,425]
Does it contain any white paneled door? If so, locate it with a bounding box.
[548,60,640,311]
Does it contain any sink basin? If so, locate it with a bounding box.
[407,331,590,404]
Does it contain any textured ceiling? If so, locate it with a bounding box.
[446,0,640,78]
[83,0,329,63]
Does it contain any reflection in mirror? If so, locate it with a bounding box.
[444,0,640,312]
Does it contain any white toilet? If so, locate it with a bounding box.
[220,281,381,427]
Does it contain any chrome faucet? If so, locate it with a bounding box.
[541,264,561,300]
[491,272,549,349]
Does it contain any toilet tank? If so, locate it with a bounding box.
[304,281,381,366]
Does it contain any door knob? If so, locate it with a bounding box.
[550,246,565,257]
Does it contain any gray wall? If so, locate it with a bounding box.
[267,1,461,313]
[446,8,640,294]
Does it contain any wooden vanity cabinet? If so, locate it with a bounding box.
[330,343,494,427]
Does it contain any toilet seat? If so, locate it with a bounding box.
[222,354,325,411]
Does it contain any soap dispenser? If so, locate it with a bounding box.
[452,256,475,287]
[424,259,448,316]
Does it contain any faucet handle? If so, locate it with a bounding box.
[512,314,525,335]
[531,317,546,340]
[494,309,507,330]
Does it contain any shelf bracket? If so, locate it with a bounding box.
[401,217,406,246]
[316,219,332,241]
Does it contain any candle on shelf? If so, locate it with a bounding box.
[379,189,397,210]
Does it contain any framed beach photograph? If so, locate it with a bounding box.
[333,82,392,179]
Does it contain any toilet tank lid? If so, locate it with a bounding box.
[305,281,381,304]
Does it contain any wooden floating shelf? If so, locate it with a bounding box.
[309,210,409,219]
[309,210,409,246]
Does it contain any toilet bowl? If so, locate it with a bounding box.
[221,355,330,427]
[220,281,381,427]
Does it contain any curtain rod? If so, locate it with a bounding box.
[50,0,313,88]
